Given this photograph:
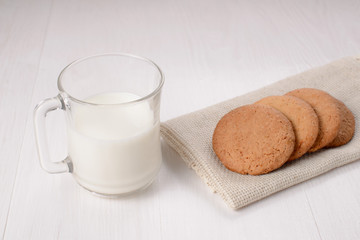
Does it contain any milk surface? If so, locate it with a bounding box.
[67,92,162,195]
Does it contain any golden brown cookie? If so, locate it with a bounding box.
[327,100,355,147]
[286,88,341,152]
[212,104,295,175]
[255,95,319,161]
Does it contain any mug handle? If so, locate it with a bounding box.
[34,95,72,173]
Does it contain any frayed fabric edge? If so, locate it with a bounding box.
[160,123,238,209]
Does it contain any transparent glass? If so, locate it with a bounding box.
[34,53,164,196]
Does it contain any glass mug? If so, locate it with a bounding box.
[34,53,164,196]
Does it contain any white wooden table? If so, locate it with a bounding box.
[1,0,360,239]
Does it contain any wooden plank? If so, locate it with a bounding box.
[4,0,319,239]
[0,0,52,236]
[304,162,360,240]
[3,0,360,239]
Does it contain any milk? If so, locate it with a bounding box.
[67,92,162,195]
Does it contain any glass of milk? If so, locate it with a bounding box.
[34,53,164,196]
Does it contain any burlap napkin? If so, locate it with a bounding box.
[160,56,360,209]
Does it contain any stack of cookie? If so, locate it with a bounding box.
[212,88,355,175]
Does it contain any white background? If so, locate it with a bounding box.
[1,0,360,239]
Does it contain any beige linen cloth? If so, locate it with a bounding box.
[160,56,360,209]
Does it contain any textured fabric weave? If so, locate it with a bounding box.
[160,56,360,209]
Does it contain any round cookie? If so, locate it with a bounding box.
[327,100,355,147]
[255,95,319,161]
[212,104,295,175]
[286,88,341,152]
